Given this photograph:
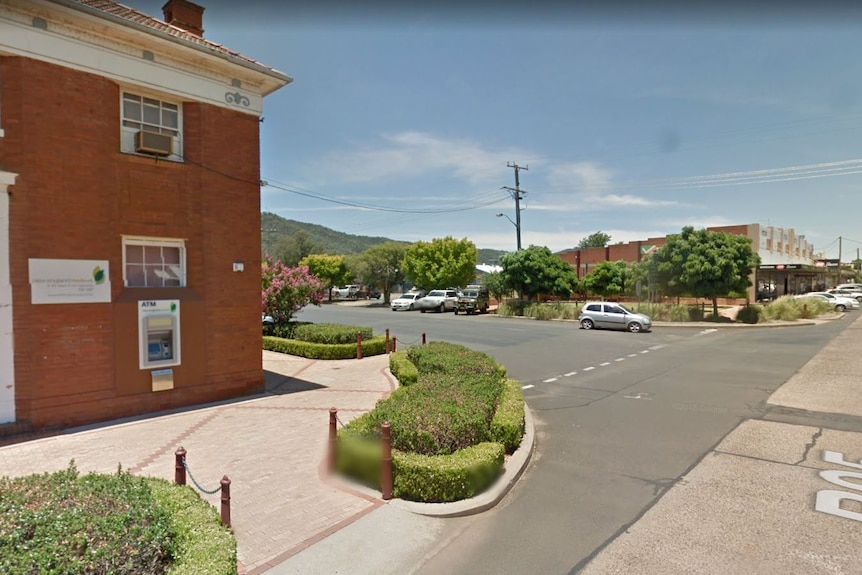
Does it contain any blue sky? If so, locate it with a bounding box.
[128,1,862,261]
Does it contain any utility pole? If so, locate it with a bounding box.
[837,236,843,285]
[502,162,527,250]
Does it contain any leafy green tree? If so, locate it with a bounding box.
[652,226,761,316]
[299,254,352,301]
[261,255,326,323]
[275,230,322,267]
[402,237,477,290]
[361,242,406,304]
[577,231,611,250]
[582,260,629,299]
[481,271,509,303]
[500,245,578,301]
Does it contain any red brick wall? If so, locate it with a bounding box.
[0,56,264,430]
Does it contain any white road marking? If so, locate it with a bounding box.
[648,345,666,351]
[640,350,650,354]
[698,328,718,335]
[624,392,653,400]
[522,384,535,390]
[628,353,638,357]
[564,371,577,377]
[614,358,625,362]
[583,366,595,371]
[543,377,558,383]
[599,362,611,366]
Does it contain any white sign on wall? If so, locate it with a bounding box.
[29,259,111,304]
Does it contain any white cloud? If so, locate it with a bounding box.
[314,131,533,189]
[547,161,613,194]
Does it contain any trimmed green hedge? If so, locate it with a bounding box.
[337,341,525,503]
[292,323,374,345]
[393,442,505,503]
[490,379,526,453]
[389,350,418,386]
[263,335,387,359]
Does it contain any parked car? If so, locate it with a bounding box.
[454,285,490,315]
[391,291,425,311]
[332,284,361,299]
[827,288,862,302]
[837,283,862,291]
[365,287,381,299]
[796,292,860,312]
[578,302,652,333]
[418,289,460,313]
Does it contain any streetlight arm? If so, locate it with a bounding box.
[495,213,517,228]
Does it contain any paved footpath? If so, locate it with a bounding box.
[0,351,396,575]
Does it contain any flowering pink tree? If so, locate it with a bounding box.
[261,254,326,323]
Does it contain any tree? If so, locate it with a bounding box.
[481,271,509,303]
[582,260,629,299]
[577,231,611,250]
[360,242,406,304]
[299,254,352,301]
[402,237,477,290]
[274,230,322,267]
[651,226,761,316]
[500,245,578,302]
[261,254,327,323]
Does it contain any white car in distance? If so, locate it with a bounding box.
[418,289,460,313]
[796,292,859,312]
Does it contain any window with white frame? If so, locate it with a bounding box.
[120,92,182,159]
[123,237,186,287]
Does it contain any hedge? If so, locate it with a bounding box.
[489,379,526,453]
[263,334,387,359]
[393,442,505,502]
[389,350,418,386]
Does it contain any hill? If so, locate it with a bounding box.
[260,212,507,264]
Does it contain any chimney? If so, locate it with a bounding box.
[162,0,205,37]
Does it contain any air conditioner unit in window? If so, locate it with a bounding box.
[135,130,173,156]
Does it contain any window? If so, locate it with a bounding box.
[120,91,182,159]
[123,237,186,287]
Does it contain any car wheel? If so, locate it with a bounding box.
[581,318,594,330]
[421,308,426,313]
[409,303,414,311]
[453,308,458,315]
[836,304,846,312]
[628,322,642,333]
[439,303,445,313]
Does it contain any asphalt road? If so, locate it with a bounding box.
[290,303,852,574]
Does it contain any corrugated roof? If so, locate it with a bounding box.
[67,0,288,80]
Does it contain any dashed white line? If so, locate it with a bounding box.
[649,345,666,351]
[599,362,611,366]
[628,353,638,358]
[522,384,535,390]
[583,366,596,371]
[564,371,577,377]
[614,357,625,362]
[543,377,558,383]
[640,350,650,354]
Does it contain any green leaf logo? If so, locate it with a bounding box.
[170,302,177,312]
[92,266,106,285]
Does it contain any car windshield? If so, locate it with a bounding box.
[463,290,478,297]
[427,290,444,297]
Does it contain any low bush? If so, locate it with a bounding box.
[389,350,418,386]
[263,334,387,359]
[393,442,505,503]
[266,321,311,339]
[763,295,832,321]
[291,323,373,345]
[0,463,235,575]
[490,379,526,453]
[735,304,763,324]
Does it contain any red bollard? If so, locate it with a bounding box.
[385,328,390,354]
[422,332,426,345]
[328,408,337,474]
[356,331,363,360]
[381,421,393,500]
[175,447,186,485]
[392,336,397,352]
[220,475,231,527]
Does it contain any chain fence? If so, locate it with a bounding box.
[182,459,222,495]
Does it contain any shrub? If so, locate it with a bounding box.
[0,462,176,575]
[268,321,311,339]
[735,304,763,324]
[763,295,832,321]
[393,442,505,503]
[389,350,418,386]
[497,299,530,317]
[291,323,374,345]
[490,379,526,453]
[263,334,387,359]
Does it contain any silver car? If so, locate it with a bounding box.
[391,292,425,311]
[579,302,652,333]
[418,289,460,313]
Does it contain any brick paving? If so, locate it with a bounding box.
[0,351,396,575]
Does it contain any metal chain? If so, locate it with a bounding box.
[182,459,222,495]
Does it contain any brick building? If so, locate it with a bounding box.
[0,0,291,433]
[556,224,823,301]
